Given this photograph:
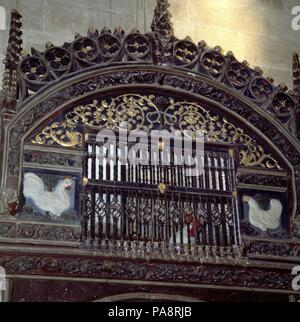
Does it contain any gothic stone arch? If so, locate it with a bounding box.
[2,65,300,223]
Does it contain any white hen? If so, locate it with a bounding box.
[171,226,196,245]
[23,173,73,217]
[170,216,203,245]
[243,195,282,232]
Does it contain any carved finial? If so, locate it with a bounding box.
[151,0,174,38]
[46,42,54,49]
[254,66,263,76]
[198,41,207,49]
[214,46,223,53]
[0,10,23,112]
[87,26,98,37]
[293,53,300,98]
[278,82,288,92]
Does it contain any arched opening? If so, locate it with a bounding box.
[3,67,293,256]
[96,293,201,302]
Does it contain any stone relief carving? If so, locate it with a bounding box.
[24,150,82,168]
[243,239,300,258]
[16,223,80,242]
[0,253,293,290]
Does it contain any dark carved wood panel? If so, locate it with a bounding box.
[11,278,291,302]
[0,252,294,291]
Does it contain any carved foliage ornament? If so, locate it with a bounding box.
[24,150,82,168]
[0,253,293,290]
[30,94,281,169]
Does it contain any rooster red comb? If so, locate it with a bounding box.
[64,176,73,180]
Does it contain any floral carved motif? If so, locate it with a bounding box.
[0,253,294,290]
[30,94,282,170]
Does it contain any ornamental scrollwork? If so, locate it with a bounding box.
[30,94,281,169]
[32,123,83,148]
[237,173,288,187]
[243,240,300,257]
[31,94,160,148]
[165,99,281,169]
[23,150,82,168]
[16,223,81,242]
[0,222,16,238]
[0,253,293,290]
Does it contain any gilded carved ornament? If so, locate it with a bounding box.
[31,94,281,170]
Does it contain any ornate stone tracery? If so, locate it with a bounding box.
[5,3,297,143]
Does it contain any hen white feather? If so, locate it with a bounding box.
[170,226,195,245]
[247,197,282,232]
[23,173,73,217]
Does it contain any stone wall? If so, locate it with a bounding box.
[170,0,300,88]
[0,0,300,88]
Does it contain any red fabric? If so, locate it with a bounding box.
[184,214,202,237]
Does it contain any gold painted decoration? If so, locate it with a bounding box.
[32,94,160,148]
[31,94,281,169]
[32,123,83,148]
[165,100,281,169]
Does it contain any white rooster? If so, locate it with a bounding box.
[242,195,282,232]
[23,173,74,217]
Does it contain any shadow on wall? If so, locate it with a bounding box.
[261,0,284,10]
[169,0,297,88]
[0,6,6,30]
